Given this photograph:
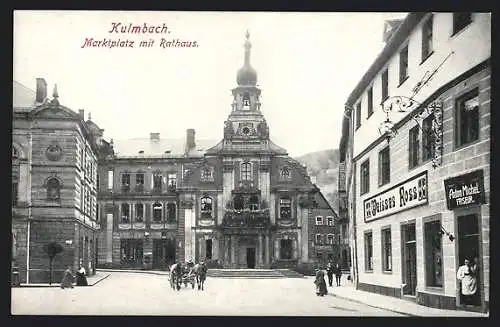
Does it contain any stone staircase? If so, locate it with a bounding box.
[206,269,304,279]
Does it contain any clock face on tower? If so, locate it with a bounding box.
[237,123,254,137]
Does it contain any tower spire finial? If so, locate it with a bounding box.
[52,84,59,99]
[245,29,250,41]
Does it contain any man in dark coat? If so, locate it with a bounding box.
[334,263,342,286]
[326,262,334,287]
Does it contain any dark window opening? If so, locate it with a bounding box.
[135,203,144,222]
[456,89,479,147]
[201,196,213,218]
[422,114,436,162]
[280,239,293,260]
[382,69,389,101]
[153,202,163,222]
[365,232,373,271]
[453,13,472,35]
[47,178,61,201]
[153,173,163,191]
[121,173,130,191]
[167,203,176,221]
[205,239,213,260]
[356,102,361,129]
[409,125,420,169]
[422,15,434,60]
[424,220,443,287]
[367,87,374,117]
[382,228,392,272]
[399,45,409,84]
[378,146,390,186]
[121,203,130,223]
[279,197,292,219]
[360,160,370,195]
[241,162,252,181]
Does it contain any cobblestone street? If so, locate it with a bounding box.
[11,272,404,316]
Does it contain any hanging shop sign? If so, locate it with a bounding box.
[363,171,428,223]
[444,169,485,210]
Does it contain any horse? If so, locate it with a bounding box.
[193,262,208,290]
[169,263,182,291]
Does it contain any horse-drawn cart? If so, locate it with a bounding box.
[169,263,196,290]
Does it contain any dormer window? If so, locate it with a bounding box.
[201,167,214,182]
[280,166,291,180]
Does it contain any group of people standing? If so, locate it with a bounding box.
[60,265,88,289]
[314,262,343,296]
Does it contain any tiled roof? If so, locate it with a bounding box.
[13,81,36,111]
[112,137,219,158]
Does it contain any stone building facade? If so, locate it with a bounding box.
[339,13,490,312]
[12,79,107,283]
[96,32,339,270]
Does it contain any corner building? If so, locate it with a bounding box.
[12,79,105,283]
[97,32,339,270]
[340,13,490,312]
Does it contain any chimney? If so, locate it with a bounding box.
[35,78,47,103]
[78,109,85,120]
[382,19,403,44]
[185,129,196,153]
[150,133,160,141]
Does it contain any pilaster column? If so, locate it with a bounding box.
[258,235,263,266]
[265,235,269,265]
[231,235,236,267]
[292,238,298,260]
[274,238,279,260]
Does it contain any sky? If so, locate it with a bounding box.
[13,11,408,157]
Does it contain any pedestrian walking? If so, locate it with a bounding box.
[326,262,334,287]
[334,263,342,286]
[457,257,478,306]
[60,266,74,289]
[76,265,88,286]
[314,269,328,296]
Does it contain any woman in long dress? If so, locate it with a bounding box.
[60,266,74,289]
[314,269,328,296]
[76,266,88,286]
[457,258,478,305]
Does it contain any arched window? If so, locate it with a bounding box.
[242,93,250,109]
[47,178,61,201]
[201,196,213,218]
[135,203,144,222]
[153,202,163,222]
[167,203,176,221]
[248,195,259,211]
[241,162,252,181]
[121,203,130,223]
[233,195,244,211]
[279,196,292,219]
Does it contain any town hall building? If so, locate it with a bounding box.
[96,32,340,270]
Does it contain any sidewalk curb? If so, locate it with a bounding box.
[89,272,111,286]
[329,292,417,317]
[97,269,169,276]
